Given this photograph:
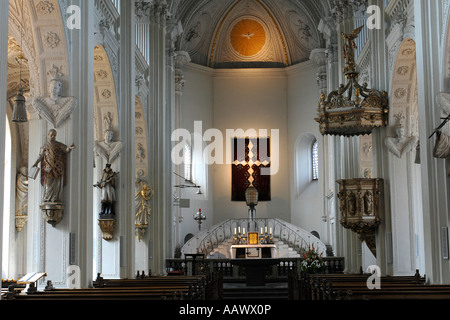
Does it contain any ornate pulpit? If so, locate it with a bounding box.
[337,178,383,257]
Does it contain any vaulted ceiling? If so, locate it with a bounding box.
[172,0,332,68]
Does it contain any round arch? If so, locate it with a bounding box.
[93,45,119,142]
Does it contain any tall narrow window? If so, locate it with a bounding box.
[312,140,319,180]
[184,142,192,181]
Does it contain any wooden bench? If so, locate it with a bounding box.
[92,272,223,300]
[293,270,450,300]
[2,272,223,301]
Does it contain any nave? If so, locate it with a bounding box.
[1,0,450,309]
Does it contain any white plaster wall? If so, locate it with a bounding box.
[179,64,215,243]
[287,61,326,242]
[179,61,325,244]
[212,68,290,224]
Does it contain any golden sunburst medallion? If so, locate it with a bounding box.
[230,19,266,57]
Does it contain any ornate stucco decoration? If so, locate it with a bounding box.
[315,26,389,136]
[337,178,383,257]
[385,112,418,158]
[94,112,123,165]
[32,78,77,128]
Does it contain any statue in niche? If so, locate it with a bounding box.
[94,129,123,165]
[103,112,113,132]
[136,143,145,162]
[364,191,373,215]
[94,164,118,216]
[32,129,75,204]
[32,79,77,129]
[347,192,356,216]
[385,113,418,158]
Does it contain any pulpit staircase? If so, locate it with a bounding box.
[181,218,327,259]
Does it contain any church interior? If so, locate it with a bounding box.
[1,0,450,304]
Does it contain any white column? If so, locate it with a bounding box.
[329,5,362,273]
[368,0,393,276]
[0,3,9,280]
[119,0,136,279]
[66,0,95,287]
[172,51,190,249]
[148,1,170,275]
[415,0,448,284]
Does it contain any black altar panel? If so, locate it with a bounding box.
[231,137,271,201]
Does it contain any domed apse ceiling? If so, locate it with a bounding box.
[175,0,327,68]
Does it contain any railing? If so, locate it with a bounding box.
[166,257,345,278]
[181,218,328,258]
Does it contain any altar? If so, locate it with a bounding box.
[230,244,277,259]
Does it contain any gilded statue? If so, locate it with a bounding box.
[135,181,154,241]
[341,26,364,74]
[32,79,77,128]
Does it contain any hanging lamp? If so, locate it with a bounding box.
[12,27,28,123]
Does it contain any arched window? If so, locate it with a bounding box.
[312,140,319,180]
[184,142,192,181]
[295,134,319,198]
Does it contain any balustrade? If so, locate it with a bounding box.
[166,257,345,278]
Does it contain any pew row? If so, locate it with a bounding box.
[289,270,450,300]
[2,272,223,301]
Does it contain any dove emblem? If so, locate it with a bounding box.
[241,32,255,39]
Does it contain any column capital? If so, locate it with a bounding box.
[174,51,191,95]
[135,0,168,27]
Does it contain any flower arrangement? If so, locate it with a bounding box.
[300,245,326,274]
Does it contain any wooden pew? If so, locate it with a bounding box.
[295,270,450,300]
[295,270,428,300]
[92,272,223,300]
[2,273,217,301]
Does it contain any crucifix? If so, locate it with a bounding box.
[232,138,271,202]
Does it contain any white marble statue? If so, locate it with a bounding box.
[94,129,123,165]
[385,113,418,159]
[433,92,450,174]
[15,166,28,216]
[32,79,78,128]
